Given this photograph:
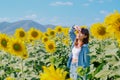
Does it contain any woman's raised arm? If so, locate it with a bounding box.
[69,25,76,42]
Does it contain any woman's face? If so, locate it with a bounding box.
[76,33,80,39]
[76,31,87,40]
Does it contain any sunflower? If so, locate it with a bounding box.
[47,28,52,32]
[55,25,63,33]
[43,32,49,37]
[14,28,26,41]
[115,33,120,40]
[0,34,10,52]
[42,36,49,43]
[104,11,120,26]
[5,76,15,80]
[104,11,120,37]
[27,28,42,41]
[90,23,109,40]
[21,53,28,59]
[8,38,27,57]
[47,29,56,37]
[63,38,70,46]
[40,65,71,80]
[62,27,70,36]
[45,41,56,53]
[117,39,120,47]
[80,25,87,29]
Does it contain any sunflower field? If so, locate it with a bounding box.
[1,11,120,80]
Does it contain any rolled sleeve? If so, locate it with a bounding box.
[69,25,76,42]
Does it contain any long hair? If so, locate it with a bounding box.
[81,28,89,44]
[74,28,89,46]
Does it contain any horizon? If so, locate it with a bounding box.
[0,0,120,27]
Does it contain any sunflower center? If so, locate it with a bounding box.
[23,54,27,58]
[13,43,22,51]
[98,27,106,35]
[117,18,120,23]
[44,38,48,42]
[118,26,120,32]
[1,39,7,47]
[19,31,25,37]
[31,31,38,38]
[50,31,55,35]
[45,33,48,36]
[48,44,54,50]
[58,28,62,32]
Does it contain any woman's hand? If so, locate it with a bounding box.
[78,27,81,32]
[74,25,81,32]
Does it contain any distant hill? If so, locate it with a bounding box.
[44,24,56,29]
[0,20,55,34]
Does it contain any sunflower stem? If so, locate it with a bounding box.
[100,40,105,62]
[8,53,11,64]
[113,32,117,47]
[21,59,24,80]
[51,53,54,65]
[0,51,2,78]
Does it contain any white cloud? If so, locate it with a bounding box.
[82,3,89,6]
[0,17,10,22]
[19,14,37,20]
[95,18,100,21]
[50,1,73,6]
[25,14,37,19]
[34,17,59,25]
[100,10,109,15]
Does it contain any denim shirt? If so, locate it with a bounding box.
[67,25,90,68]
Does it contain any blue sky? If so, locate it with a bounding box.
[0,0,120,26]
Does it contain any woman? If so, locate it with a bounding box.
[67,25,90,80]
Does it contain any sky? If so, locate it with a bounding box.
[0,0,120,27]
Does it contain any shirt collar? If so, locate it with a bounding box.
[82,44,88,48]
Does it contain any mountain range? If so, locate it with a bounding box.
[0,20,55,34]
